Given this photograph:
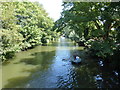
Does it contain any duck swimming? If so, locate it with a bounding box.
[95,75,103,81]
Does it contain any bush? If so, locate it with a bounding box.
[5,51,15,59]
[88,39,116,58]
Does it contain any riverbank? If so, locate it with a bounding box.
[1,39,58,64]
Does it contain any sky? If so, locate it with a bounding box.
[29,0,63,21]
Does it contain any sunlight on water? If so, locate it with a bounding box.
[2,39,97,88]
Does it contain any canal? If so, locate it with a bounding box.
[2,38,116,88]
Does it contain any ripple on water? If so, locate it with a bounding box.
[3,40,102,88]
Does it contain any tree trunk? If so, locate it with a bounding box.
[104,19,112,39]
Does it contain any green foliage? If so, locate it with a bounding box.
[1,2,58,62]
[56,2,120,61]
[88,39,116,58]
[1,29,24,61]
[90,29,105,37]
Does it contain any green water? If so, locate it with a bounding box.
[2,38,101,88]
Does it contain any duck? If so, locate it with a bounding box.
[71,56,82,64]
[95,75,103,81]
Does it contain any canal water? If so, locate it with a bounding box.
[2,38,105,88]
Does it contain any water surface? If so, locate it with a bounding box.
[2,38,100,88]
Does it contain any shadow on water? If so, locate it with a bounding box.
[3,48,100,88]
[3,50,56,88]
[19,51,55,65]
[4,76,31,88]
[3,38,114,88]
[23,48,100,88]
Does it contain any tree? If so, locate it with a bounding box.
[0,2,58,61]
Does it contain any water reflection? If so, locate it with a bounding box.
[2,46,56,88]
[3,39,100,88]
[24,39,97,88]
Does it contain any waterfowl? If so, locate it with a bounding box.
[71,56,82,64]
